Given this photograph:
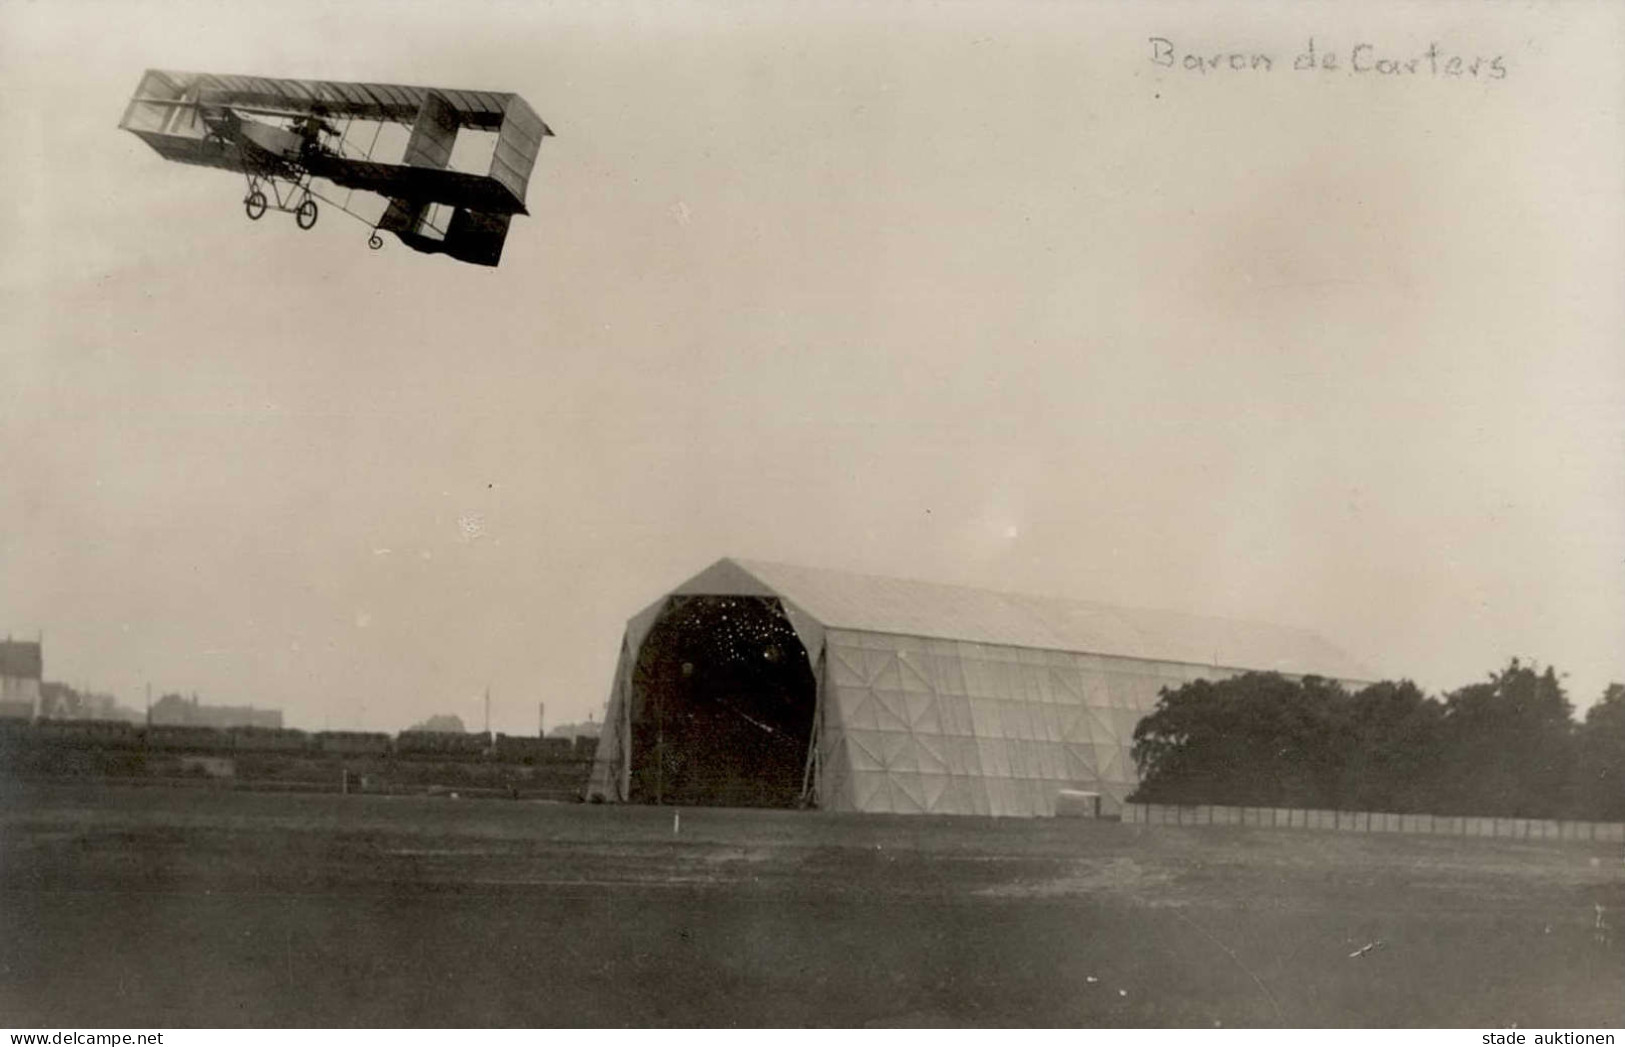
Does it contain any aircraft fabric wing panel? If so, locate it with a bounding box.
[488,96,551,207]
[160,71,523,127]
[403,91,458,170]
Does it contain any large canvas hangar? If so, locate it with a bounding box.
[587,559,1372,817]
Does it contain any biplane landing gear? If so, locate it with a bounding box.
[233,155,381,249]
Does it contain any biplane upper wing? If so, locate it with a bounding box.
[121,69,552,266]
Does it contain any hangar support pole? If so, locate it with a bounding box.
[618,634,633,802]
[799,645,826,808]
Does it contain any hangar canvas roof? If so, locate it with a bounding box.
[675,558,1374,683]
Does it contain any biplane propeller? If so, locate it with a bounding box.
[121,70,553,267]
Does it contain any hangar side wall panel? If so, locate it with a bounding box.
[818,629,1237,817]
[585,631,634,802]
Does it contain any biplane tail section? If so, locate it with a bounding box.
[445,209,513,267]
[120,69,552,267]
[377,203,513,267]
[373,89,523,266]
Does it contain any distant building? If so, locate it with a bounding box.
[407,714,467,734]
[0,640,42,720]
[546,720,600,741]
[38,682,136,722]
[148,693,282,729]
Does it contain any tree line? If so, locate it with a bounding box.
[1130,660,1624,821]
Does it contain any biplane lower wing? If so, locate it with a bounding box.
[123,129,527,219]
[309,157,528,216]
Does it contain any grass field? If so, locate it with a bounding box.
[1,781,1620,1028]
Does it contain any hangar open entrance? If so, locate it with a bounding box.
[628,595,817,807]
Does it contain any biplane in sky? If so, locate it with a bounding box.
[120,70,552,267]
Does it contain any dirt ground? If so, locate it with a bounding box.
[1,781,1620,1027]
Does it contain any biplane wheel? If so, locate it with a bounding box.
[295,198,319,230]
[244,191,267,221]
[368,232,384,251]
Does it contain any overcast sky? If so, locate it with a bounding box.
[2,0,1621,734]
